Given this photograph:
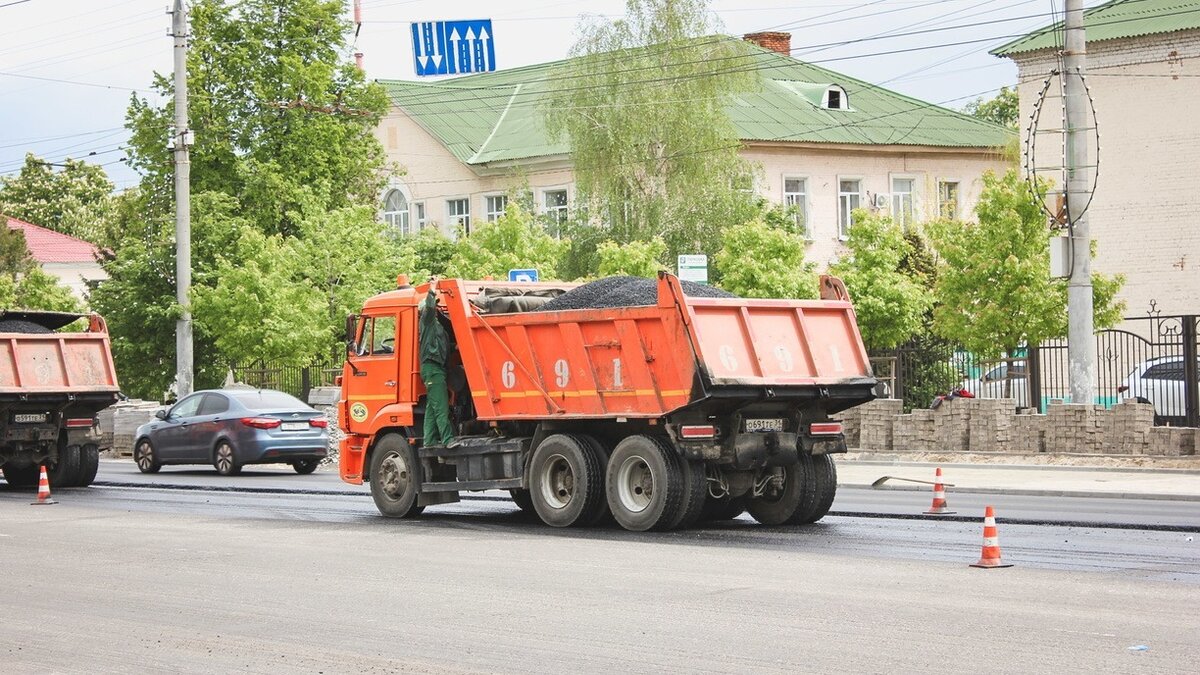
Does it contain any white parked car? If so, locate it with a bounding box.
[962,361,1028,408]
[1117,356,1198,424]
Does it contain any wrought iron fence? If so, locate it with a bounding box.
[228,358,343,401]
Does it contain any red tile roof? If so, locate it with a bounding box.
[5,216,99,264]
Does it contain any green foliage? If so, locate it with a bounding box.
[444,204,569,280]
[963,86,1019,129]
[544,0,758,260]
[714,218,816,299]
[393,227,457,280]
[928,169,1125,358]
[597,237,666,277]
[0,219,85,313]
[0,220,33,277]
[830,210,930,350]
[0,155,115,244]
[901,334,964,412]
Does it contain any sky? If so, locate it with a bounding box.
[0,0,1097,192]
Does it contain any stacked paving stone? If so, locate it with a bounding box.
[931,398,971,452]
[1045,403,1106,454]
[1101,400,1155,454]
[98,400,163,456]
[966,398,1016,452]
[1009,410,1047,454]
[1149,427,1196,456]
[853,399,902,451]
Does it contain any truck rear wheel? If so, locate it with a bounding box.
[49,445,82,488]
[793,454,837,524]
[78,444,100,486]
[746,462,807,526]
[529,434,606,528]
[2,463,39,489]
[509,489,535,514]
[701,495,746,522]
[369,434,425,518]
[605,435,684,532]
[668,458,708,530]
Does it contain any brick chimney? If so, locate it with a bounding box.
[744,31,791,56]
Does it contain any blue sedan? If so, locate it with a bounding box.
[134,389,329,475]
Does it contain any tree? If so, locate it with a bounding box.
[597,237,666,277]
[444,204,569,280]
[394,227,457,281]
[928,169,1124,359]
[0,155,116,244]
[830,211,930,350]
[544,0,759,259]
[964,86,1019,129]
[713,218,816,299]
[0,222,83,313]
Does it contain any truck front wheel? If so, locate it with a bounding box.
[529,434,606,528]
[605,435,684,532]
[369,434,424,518]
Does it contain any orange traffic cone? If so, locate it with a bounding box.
[970,505,1012,569]
[924,467,955,514]
[31,465,56,505]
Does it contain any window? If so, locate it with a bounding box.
[169,394,204,419]
[485,195,508,222]
[543,189,568,236]
[197,393,229,416]
[356,316,397,357]
[783,177,809,238]
[891,177,915,227]
[414,202,427,230]
[382,189,410,235]
[938,181,960,220]
[838,179,862,239]
[1144,362,1186,381]
[230,390,308,410]
[447,198,471,235]
[824,85,849,110]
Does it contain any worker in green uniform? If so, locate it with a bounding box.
[419,277,454,449]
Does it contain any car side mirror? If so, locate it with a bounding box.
[155,409,168,420]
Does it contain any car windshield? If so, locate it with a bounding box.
[230,390,308,411]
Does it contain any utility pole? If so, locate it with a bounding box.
[1064,0,1094,406]
[172,0,193,398]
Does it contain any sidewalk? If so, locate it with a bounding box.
[837,458,1200,501]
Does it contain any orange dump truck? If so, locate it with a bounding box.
[0,311,121,489]
[338,273,875,531]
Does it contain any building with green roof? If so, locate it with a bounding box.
[376,32,1013,268]
[995,0,1200,317]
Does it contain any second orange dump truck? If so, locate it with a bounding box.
[339,272,875,531]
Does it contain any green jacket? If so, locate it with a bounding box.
[419,288,449,366]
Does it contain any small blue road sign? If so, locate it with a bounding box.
[508,269,539,283]
[411,20,496,77]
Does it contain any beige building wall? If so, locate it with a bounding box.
[42,261,105,302]
[378,108,1009,269]
[1011,29,1200,317]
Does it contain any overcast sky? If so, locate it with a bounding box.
[0,0,1095,191]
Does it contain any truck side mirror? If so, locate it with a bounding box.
[345,313,358,356]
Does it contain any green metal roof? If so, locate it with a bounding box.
[993,0,1200,56]
[381,40,1014,166]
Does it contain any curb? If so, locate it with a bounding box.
[842,457,1200,475]
[844,482,1200,502]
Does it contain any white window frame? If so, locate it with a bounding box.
[837,177,864,240]
[890,174,919,227]
[823,85,850,110]
[382,188,411,235]
[413,201,427,231]
[446,197,471,236]
[484,194,508,222]
[782,175,811,240]
[540,186,570,234]
[937,179,961,220]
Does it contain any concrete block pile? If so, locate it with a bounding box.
[98,400,163,456]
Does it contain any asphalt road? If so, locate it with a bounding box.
[2,462,1198,673]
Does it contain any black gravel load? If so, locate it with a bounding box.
[0,320,53,334]
[537,275,736,312]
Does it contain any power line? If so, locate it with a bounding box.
[0,1,33,9]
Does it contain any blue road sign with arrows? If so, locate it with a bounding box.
[411,20,496,77]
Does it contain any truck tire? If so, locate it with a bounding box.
[746,461,808,526]
[605,435,684,532]
[213,441,242,476]
[2,462,39,489]
[77,445,100,487]
[49,445,82,488]
[793,454,838,524]
[701,495,746,522]
[529,434,606,528]
[508,489,535,514]
[577,435,613,525]
[134,439,162,473]
[368,434,425,518]
[668,457,708,530]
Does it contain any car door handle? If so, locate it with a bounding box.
[384,380,396,387]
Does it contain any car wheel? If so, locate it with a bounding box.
[292,459,320,475]
[368,433,424,518]
[134,439,162,474]
[213,441,242,476]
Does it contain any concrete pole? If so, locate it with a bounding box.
[172,0,193,397]
[1064,0,1094,405]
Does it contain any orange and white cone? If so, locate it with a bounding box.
[923,467,955,514]
[970,505,1012,569]
[30,465,56,505]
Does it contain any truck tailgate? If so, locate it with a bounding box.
[0,334,119,393]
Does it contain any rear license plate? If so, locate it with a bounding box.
[13,413,48,424]
[745,418,784,432]
[281,422,308,431]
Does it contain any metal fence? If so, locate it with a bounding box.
[872,314,1200,425]
[228,358,343,401]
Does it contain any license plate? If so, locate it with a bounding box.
[281,422,308,431]
[13,413,48,424]
[745,418,784,432]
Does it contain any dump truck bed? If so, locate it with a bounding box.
[0,312,120,399]
[438,274,874,421]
